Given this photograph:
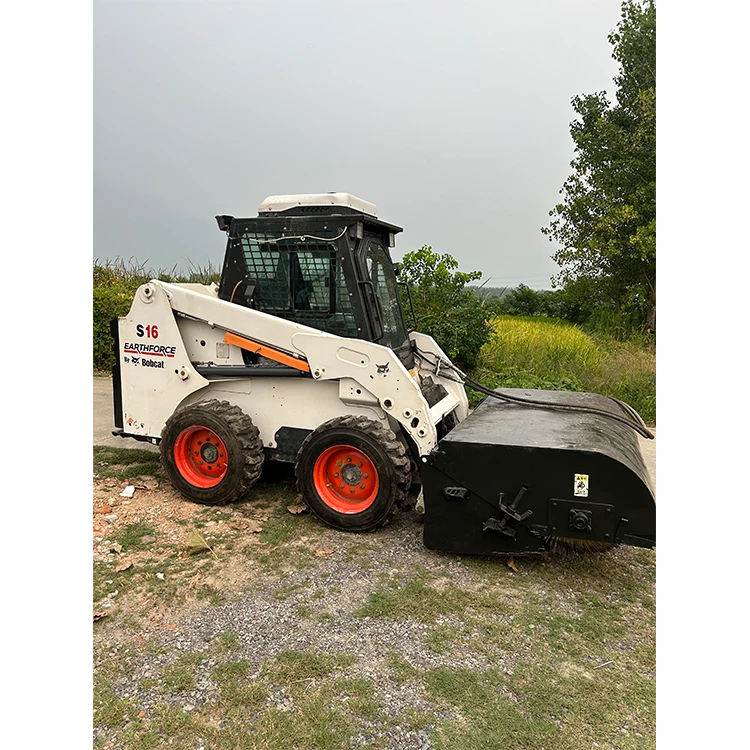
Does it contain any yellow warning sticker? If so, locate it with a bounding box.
[574,474,589,497]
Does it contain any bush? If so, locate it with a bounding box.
[93,285,139,371]
[489,284,565,318]
[93,261,149,371]
[552,276,654,342]
[400,246,491,370]
[93,259,221,372]
[588,338,656,423]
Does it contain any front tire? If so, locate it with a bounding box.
[295,416,411,532]
[160,399,264,505]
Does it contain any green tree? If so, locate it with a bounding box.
[543,0,656,333]
[495,284,551,317]
[400,245,491,370]
[502,284,541,316]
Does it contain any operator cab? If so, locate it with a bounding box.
[216,193,414,369]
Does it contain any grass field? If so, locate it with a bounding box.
[473,316,656,423]
[93,446,656,749]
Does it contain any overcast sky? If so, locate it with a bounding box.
[94,0,622,289]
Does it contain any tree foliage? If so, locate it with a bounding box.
[399,245,491,370]
[543,0,656,333]
[486,284,564,318]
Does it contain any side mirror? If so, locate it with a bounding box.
[392,262,401,277]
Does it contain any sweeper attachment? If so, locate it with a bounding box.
[421,389,655,556]
[111,192,655,556]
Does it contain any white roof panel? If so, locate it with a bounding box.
[258,192,378,217]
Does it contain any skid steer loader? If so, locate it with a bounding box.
[111,193,655,555]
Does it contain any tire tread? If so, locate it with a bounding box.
[160,399,263,505]
[295,415,411,530]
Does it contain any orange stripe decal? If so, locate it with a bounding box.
[223,332,311,372]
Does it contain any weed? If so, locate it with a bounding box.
[196,584,225,606]
[424,625,457,654]
[214,630,240,654]
[116,522,158,552]
[93,677,137,728]
[424,667,561,749]
[344,540,378,565]
[160,665,194,693]
[258,503,319,546]
[227,694,353,750]
[481,315,603,382]
[142,640,168,656]
[213,659,250,683]
[272,582,306,601]
[212,659,269,712]
[271,650,357,684]
[121,723,161,750]
[94,561,117,603]
[150,703,196,739]
[93,446,161,481]
[160,652,203,693]
[386,652,419,683]
[406,708,434,732]
[355,576,504,623]
[589,337,656,422]
[332,677,382,720]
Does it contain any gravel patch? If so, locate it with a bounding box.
[93,469,655,749]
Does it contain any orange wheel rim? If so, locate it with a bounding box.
[173,426,228,488]
[313,444,379,513]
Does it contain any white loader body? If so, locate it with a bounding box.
[116,279,468,458]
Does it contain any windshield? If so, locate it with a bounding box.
[364,237,410,351]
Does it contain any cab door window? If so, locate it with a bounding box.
[364,237,409,350]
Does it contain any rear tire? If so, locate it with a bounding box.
[296,416,411,532]
[160,399,263,505]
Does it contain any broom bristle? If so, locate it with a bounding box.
[545,536,616,557]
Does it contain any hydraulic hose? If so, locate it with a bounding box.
[414,348,654,440]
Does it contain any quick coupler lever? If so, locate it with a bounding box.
[482,485,532,538]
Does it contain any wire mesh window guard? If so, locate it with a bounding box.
[238,232,359,338]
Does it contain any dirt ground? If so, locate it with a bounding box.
[93,442,655,750]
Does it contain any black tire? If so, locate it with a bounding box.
[160,399,263,505]
[408,458,423,489]
[295,415,411,532]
